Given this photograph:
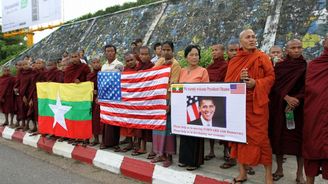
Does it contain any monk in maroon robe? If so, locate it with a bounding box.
[16,60,34,131]
[119,52,142,152]
[44,60,64,82]
[132,46,155,158]
[12,61,23,128]
[63,52,90,144]
[0,67,15,126]
[64,52,90,83]
[87,58,102,146]
[269,39,306,183]
[27,59,46,133]
[205,44,227,160]
[303,33,328,184]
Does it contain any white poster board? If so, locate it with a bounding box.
[2,0,62,32]
[171,83,246,143]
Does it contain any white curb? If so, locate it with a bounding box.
[93,150,124,174]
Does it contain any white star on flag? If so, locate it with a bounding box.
[49,94,72,131]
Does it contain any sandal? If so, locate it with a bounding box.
[204,154,216,161]
[151,156,166,163]
[163,160,172,167]
[121,145,133,152]
[223,156,230,162]
[246,167,255,175]
[233,178,247,184]
[186,166,198,171]
[272,173,284,181]
[147,153,156,160]
[99,144,109,150]
[89,141,99,146]
[220,160,236,169]
[113,146,121,152]
[131,150,147,156]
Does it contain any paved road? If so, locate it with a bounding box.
[0,138,137,184]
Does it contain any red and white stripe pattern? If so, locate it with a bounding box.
[186,96,200,123]
[0,126,229,184]
[99,66,170,130]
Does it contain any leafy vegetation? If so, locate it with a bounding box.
[0,26,27,67]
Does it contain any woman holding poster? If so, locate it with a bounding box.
[178,45,209,171]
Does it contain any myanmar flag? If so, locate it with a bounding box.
[37,82,94,139]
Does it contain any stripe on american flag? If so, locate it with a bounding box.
[99,66,170,130]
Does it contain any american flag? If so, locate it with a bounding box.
[186,96,200,123]
[97,66,171,130]
[230,83,245,94]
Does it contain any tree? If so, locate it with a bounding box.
[0,26,27,66]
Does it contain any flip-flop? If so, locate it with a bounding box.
[162,160,172,167]
[233,178,247,184]
[186,166,198,171]
[89,142,99,146]
[204,154,216,161]
[121,145,133,152]
[272,173,284,181]
[131,151,147,156]
[151,156,166,163]
[220,161,236,169]
[113,146,122,152]
[246,167,255,175]
[147,153,156,159]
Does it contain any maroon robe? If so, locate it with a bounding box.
[206,58,227,82]
[269,55,307,156]
[64,63,90,83]
[303,48,328,160]
[135,61,154,71]
[136,61,154,142]
[28,69,45,121]
[0,74,15,114]
[17,69,34,120]
[87,69,101,136]
[44,67,64,82]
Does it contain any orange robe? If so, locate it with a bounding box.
[224,49,275,166]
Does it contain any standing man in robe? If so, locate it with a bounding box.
[132,46,155,157]
[44,59,64,82]
[87,57,102,146]
[303,33,328,184]
[64,51,90,83]
[16,60,34,131]
[269,39,306,183]
[225,29,275,184]
[269,45,283,66]
[0,66,15,127]
[205,44,227,161]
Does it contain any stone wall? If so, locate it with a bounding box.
[9,0,328,64]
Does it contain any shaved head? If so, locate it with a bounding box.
[239,29,257,51]
[286,39,303,59]
[211,44,225,60]
[269,45,283,60]
[286,39,302,49]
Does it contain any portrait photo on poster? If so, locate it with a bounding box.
[186,96,227,128]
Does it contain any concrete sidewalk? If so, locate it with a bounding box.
[0,114,326,184]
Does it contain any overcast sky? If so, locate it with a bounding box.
[0,0,136,43]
